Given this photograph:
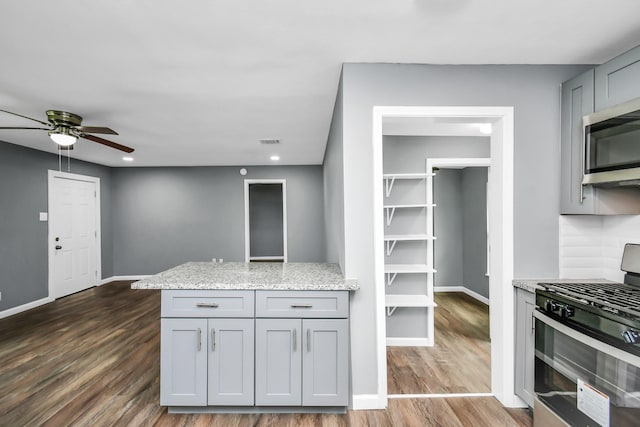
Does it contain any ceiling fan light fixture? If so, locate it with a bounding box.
[49,128,77,146]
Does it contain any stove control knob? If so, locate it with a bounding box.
[560,306,575,319]
[622,329,640,345]
[545,300,558,312]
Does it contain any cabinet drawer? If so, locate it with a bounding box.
[256,291,348,318]
[161,290,254,318]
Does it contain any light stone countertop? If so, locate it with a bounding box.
[131,262,359,291]
[513,278,613,293]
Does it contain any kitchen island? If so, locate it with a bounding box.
[133,262,358,414]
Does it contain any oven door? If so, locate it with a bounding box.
[534,310,640,427]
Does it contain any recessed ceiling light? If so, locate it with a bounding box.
[270,155,280,161]
[122,156,134,162]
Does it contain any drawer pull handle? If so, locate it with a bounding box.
[290,304,313,308]
[196,302,219,308]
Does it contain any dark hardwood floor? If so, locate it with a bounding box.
[0,282,530,426]
[387,292,491,395]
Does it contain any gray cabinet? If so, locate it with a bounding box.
[255,291,349,407]
[560,69,595,214]
[514,288,535,407]
[160,318,208,406]
[207,318,254,405]
[160,289,350,411]
[160,290,255,407]
[595,44,640,110]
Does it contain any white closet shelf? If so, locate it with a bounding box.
[385,294,437,316]
[383,173,435,179]
[384,203,435,209]
[384,234,436,241]
[384,264,436,274]
[383,173,436,197]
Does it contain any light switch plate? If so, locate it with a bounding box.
[39,212,48,221]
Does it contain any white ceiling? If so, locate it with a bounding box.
[1,1,639,167]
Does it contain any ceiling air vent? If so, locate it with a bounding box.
[259,139,280,145]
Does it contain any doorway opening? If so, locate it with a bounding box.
[372,106,518,408]
[244,179,288,262]
[47,170,101,299]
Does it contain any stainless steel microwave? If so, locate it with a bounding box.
[582,97,640,186]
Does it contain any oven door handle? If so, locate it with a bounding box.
[534,310,640,369]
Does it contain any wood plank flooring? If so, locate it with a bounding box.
[387,292,491,395]
[0,282,530,426]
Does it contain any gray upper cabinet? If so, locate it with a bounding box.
[560,69,595,214]
[595,45,640,110]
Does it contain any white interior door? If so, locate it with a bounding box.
[49,172,100,299]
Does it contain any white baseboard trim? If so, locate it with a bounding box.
[98,275,150,286]
[386,337,432,347]
[389,392,493,399]
[0,296,54,319]
[351,394,387,410]
[435,285,489,305]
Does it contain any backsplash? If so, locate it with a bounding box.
[559,215,640,281]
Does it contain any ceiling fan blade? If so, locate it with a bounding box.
[81,134,134,153]
[0,126,50,130]
[78,126,118,135]
[0,109,51,127]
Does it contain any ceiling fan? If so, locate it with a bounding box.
[0,109,134,153]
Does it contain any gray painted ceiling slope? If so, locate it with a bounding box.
[1,1,639,167]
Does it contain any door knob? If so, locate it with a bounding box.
[55,245,62,250]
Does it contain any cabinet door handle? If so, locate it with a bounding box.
[211,328,216,351]
[196,302,219,308]
[290,304,313,308]
[197,328,202,351]
[531,312,536,333]
[307,328,311,352]
[293,328,297,352]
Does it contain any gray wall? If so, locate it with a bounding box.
[112,165,325,275]
[335,63,590,396]
[433,169,464,288]
[433,167,489,300]
[461,167,489,299]
[0,141,113,311]
[249,183,284,258]
[323,77,345,269]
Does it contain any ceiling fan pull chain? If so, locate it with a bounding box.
[67,147,71,172]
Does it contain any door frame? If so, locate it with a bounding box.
[47,170,102,299]
[371,106,519,408]
[243,179,288,262]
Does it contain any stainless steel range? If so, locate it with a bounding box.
[533,243,640,427]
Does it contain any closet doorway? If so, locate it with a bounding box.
[244,179,288,262]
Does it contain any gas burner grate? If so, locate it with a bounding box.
[539,282,640,319]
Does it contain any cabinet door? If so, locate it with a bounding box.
[255,318,302,405]
[514,289,535,407]
[208,318,254,406]
[560,69,595,214]
[302,319,349,406]
[595,45,640,110]
[160,318,207,406]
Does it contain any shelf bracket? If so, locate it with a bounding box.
[384,177,395,198]
[386,272,398,286]
[385,207,396,226]
[385,240,397,256]
[386,306,398,317]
